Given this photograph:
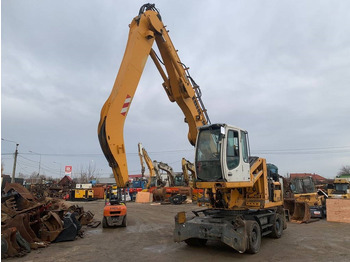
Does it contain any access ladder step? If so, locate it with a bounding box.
[262,230,272,237]
[261,223,273,230]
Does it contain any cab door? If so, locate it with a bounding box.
[223,128,250,182]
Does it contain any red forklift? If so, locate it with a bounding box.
[102,186,127,228]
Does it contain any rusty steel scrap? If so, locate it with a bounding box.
[1,183,97,259]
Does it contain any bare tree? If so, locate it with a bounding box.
[77,162,100,183]
[87,161,96,179]
[337,165,350,176]
[28,172,44,184]
[78,166,88,183]
[18,173,27,179]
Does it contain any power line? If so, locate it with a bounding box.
[254,150,350,155]
[18,155,39,163]
[2,149,195,157]
[253,145,350,152]
[252,146,350,155]
[2,145,350,163]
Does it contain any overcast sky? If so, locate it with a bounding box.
[2,0,350,179]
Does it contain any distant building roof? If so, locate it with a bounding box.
[97,175,144,185]
[338,174,350,178]
[97,177,117,184]
[129,174,142,178]
[58,175,73,186]
[290,173,327,182]
[1,174,24,190]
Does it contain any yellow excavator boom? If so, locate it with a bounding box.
[98,4,209,187]
[138,143,146,177]
[137,143,158,189]
[181,158,195,186]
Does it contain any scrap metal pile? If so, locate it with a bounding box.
[29,183,70,200]
[1,183,98,259]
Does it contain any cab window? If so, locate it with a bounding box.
[226,130,239,170]
[241,131,249,163]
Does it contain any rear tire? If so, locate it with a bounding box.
[184,238,207,247]
[270,214,283,238]
[246,220,261,254]
[102,217,108,228]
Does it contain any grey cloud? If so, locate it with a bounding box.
[2,0,350,178]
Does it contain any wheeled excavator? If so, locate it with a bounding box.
[138,143,177,201]
[98,4,286,253]
[181,158,204,201]
[137,143,163,188]
[153,161,192,203]
[181,158,195,187]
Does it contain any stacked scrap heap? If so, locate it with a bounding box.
[1,183,97,259]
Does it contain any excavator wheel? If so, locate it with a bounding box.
[184,238,207,247]
[270,214,283,238]
[246,220,261,254]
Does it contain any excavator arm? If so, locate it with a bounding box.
[138,143,158,189]
[98,4,210,187]
[181,158,195,186]
[138,143,146,177]
[154,161,175,187]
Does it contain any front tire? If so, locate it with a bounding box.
[246,220,261,254]
[270,214,283,238]
[121,215,127,227]
[102,217,108,228]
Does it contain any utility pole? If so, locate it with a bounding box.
[11,143,19,183]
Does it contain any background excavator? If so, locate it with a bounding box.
[137,143,164,189]
[138,145,192,203]
[98,4,286,253]
[283,176,327,222]
[181,158,203,202]
[138,143,180,201]
[181,158,195,187]
[154,161,192,204]
[328,177,350,199]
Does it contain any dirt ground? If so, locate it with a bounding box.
[10,200,350,262]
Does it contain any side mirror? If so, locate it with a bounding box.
[220,126,225,135]
[219,126,225,140]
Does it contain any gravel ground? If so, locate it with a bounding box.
[10,200,350,262]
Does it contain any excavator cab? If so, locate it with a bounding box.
[195,124,250,183]
[331,178,350,197]
[174,174,185,187]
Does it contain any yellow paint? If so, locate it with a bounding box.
[98,8,209,188]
